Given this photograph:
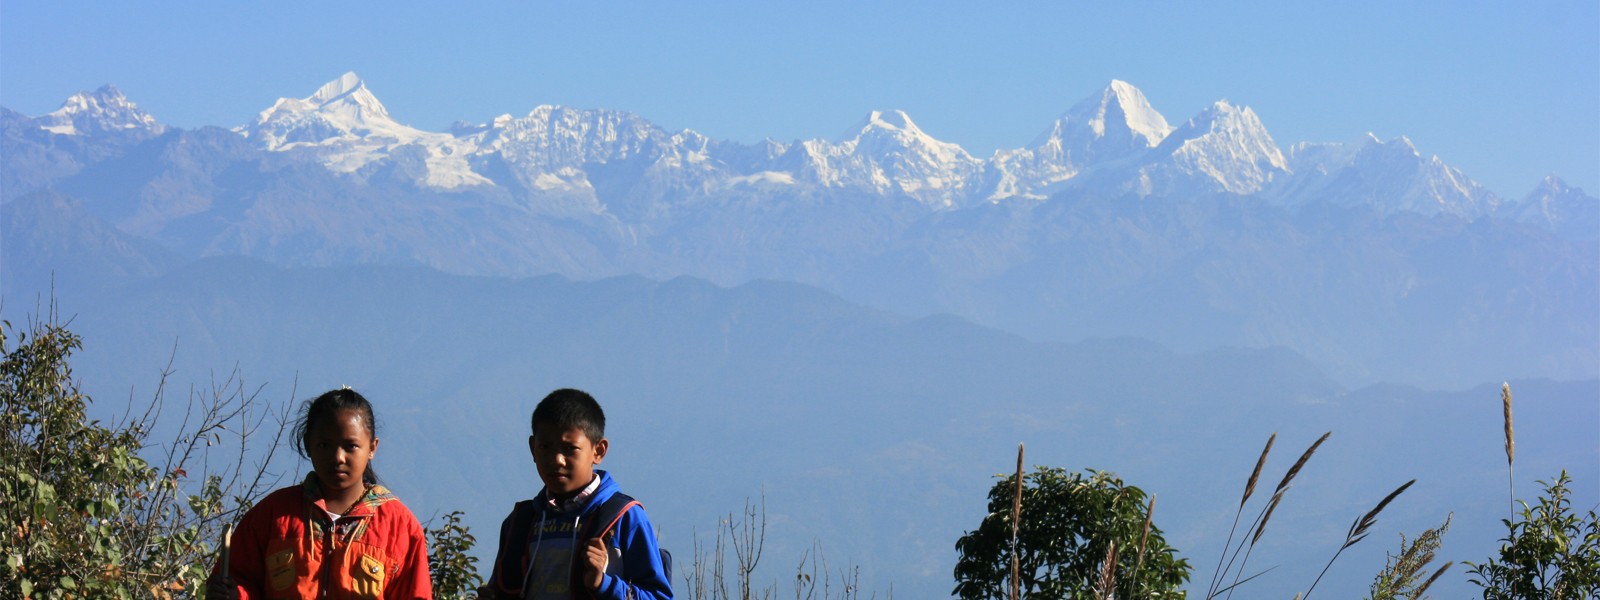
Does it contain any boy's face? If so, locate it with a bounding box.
[530,421,608,498]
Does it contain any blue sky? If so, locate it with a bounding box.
[3,1,1595,197]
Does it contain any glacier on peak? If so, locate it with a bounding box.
[1148,100,1288,194]
[310,72,369,105]
[234,73,491,189]
[977,80,1177,202]
[1273,133,1499,218]
[237,72,413,148]
[786,108,982,208]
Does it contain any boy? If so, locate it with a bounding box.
[482,388,672,600]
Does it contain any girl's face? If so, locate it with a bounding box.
[306,408,378,500]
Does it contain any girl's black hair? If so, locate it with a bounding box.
[293,387,380,485]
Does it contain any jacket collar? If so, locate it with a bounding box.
[300,472,394,517]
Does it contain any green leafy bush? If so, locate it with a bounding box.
[953,467,1189,599]
[1467,471,1600,599]
[0,314,285,598]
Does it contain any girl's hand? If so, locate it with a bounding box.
[205,573,239,600]
[582,536,609,591]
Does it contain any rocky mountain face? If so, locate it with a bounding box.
[3,74,1595,386]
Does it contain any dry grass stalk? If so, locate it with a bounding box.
[1305,479,1417,599]
[1095,540,1118,600]
[1011,443,1023,600]
[1412,561,1452,598]
[1209,433,1276,597]
[1242,433,1276,507]
[1502,383,1515,520]
[1251,492,1284,546]
[1134,494,1155,590]
[1251,432,1328,547]
[1345,480,1416,549]
[1222,433,1327,600]
[1502,383,1515,464]
[1274,431,1330,496]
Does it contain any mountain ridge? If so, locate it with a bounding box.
[11,73,1585,222]
[3,75,1595,388]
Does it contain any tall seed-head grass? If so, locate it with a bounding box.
[1413,561,1451,598]
[1304,479,1417,599]
[1010,443,1023,600]
[1274,432,1330,496]
[1210,433,1276,598]
[1346,479,1416,549]
[1252,432,1330,546]
[1502,382,1515,520]
[1095,540,1118,600]
[1242,433,1276,507]
[1135,494,1154,575]
[1502,383,1514,466]
[1251,491,1285,546]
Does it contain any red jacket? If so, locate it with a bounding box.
[217,474,433,600]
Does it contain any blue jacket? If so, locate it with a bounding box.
[485,471,672,600]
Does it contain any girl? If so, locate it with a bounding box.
[208,388,432,600]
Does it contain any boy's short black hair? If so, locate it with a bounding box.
[531,388,606,443]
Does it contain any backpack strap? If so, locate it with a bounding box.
[488,499,541,597]
[583,492,641,544]
[571,493,641,599]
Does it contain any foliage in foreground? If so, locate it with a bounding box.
[427,510,484,599]
[0,313,486,600]
[1467,471,1600,599]
[1365,515,1451,600]
[6,308,1595,600]
[0,315,284,598]
[953,467,1189,599]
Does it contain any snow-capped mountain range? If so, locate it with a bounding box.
[5,73,1595,387]
[25,72,1569,220]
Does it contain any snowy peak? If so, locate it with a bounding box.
[838,109,970,159]
[1510,175,1597,239]
[1152,100,1287,194]
[311,72,367,104]
[237,72,416,150]
[1527,173,1577,199]
[1064,80,1171,146]
[840,109,923,141]
[468,104,673,169]
[37,85,164,136]
[1026,80,1172,167]
[232,73,491,189]
[1277,133,1499,218]
[792,109,980,208]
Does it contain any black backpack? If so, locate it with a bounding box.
[488,492,672,598]
[582,493,672,584]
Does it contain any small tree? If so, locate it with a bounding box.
[953,467,1189,599]
[427,510,483,599]
[1467,471,1600,599]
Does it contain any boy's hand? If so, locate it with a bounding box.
[582,536,609,591]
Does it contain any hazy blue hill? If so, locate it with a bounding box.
[8,114,1594,389]
[0,106,164,202]
[848,193,1599,386]
[0,190,181,299]
[9,254,1591,598]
